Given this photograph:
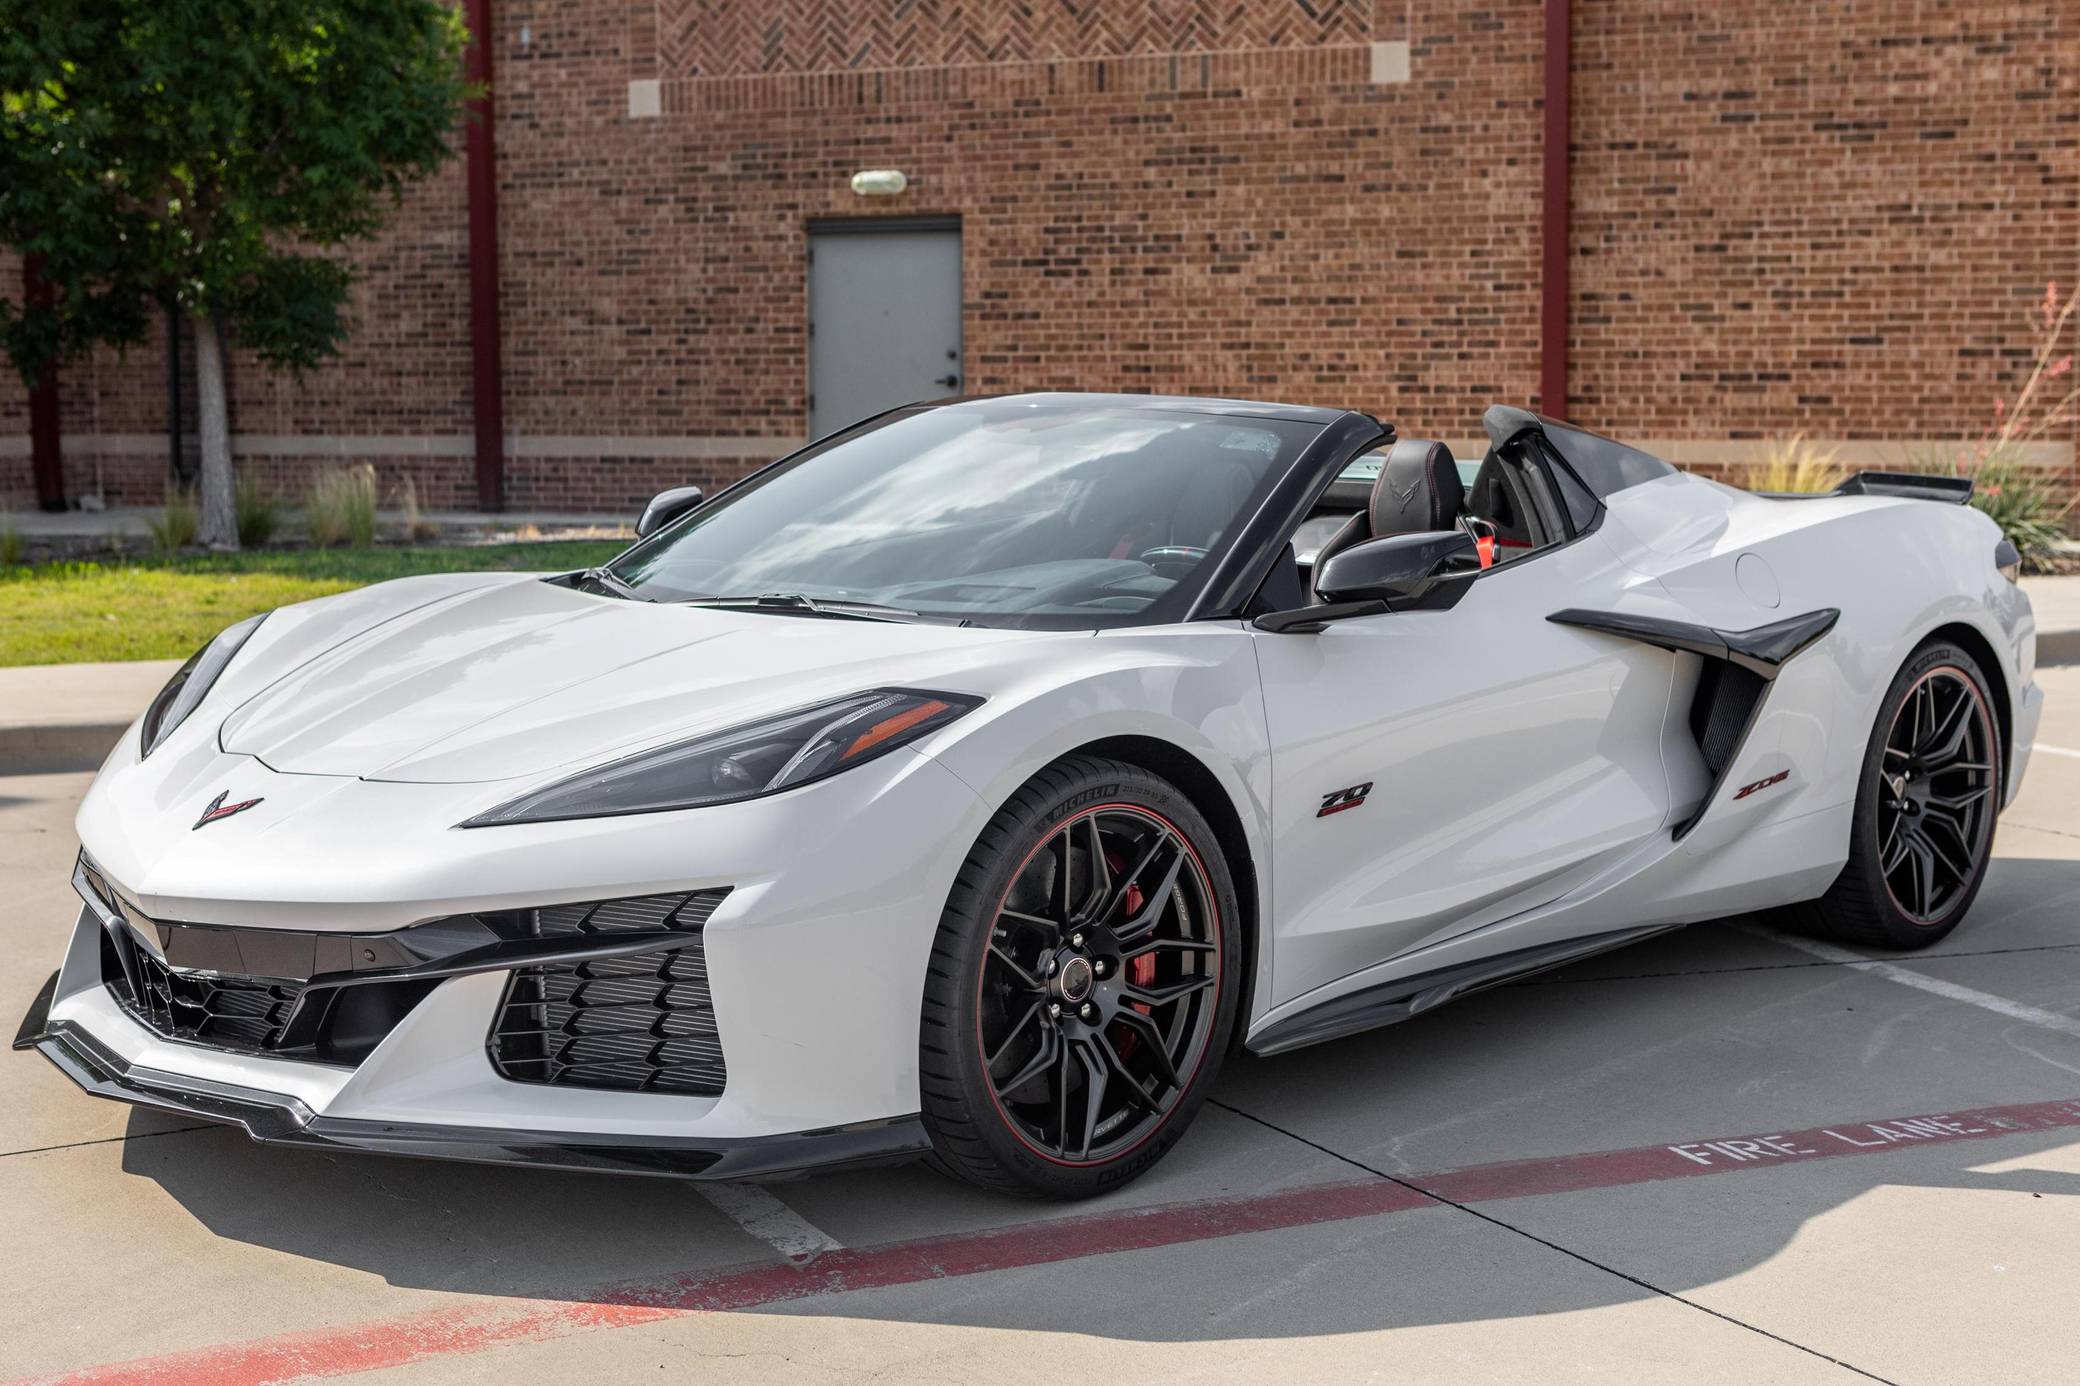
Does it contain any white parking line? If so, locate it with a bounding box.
[694,1181,845,1264]
[1757,929,2080,1039]
[2032,743,2080,760]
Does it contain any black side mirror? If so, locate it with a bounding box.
[636,486,705,538]
[1314,530,1478,606]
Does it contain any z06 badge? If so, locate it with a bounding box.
[1732,769,1790,801]
[1318,783,1374,817]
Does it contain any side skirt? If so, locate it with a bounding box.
[1244,924,1679,1057]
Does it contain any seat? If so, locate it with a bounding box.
[1309,439,1463,599]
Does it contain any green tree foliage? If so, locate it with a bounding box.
[0,0,469,545]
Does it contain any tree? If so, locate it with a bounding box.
[0,1,469,547]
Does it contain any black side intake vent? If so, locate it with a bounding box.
[1688,658,1768,774]
[1546,605,1840,840]
[488,890,730,1097]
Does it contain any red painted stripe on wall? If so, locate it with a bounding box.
[24,1096,2080,1386]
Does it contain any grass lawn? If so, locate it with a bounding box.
[0,540,627,667]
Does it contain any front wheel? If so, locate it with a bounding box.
[919,755,1241,1198]
[1788,640,2001,948]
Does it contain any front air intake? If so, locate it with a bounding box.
[487,890,730,1096]
[102,927,304,1052]
[81,854,729,1072]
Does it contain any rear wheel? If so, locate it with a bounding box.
[1789,641,2000,948]
[919,756,1241,1198]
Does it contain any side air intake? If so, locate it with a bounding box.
[1688,658,1767,775]
[1547,606,1839,838]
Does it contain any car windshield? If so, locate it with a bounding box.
[608,400,1320,629]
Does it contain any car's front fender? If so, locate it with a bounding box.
[920,622,1276,1013]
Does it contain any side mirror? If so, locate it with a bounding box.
[636,486,705,538]
[1314,530,1478,606]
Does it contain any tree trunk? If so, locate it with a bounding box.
[193,315,238,551]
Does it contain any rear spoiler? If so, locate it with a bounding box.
[1828,471,1974,504]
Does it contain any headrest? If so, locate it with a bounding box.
[1370,440,1463,537]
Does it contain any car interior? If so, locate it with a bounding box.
[1267,429,1594,613]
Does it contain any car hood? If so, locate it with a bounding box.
[217,575,1049,783]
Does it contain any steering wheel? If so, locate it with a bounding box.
[1136,545,1208,578]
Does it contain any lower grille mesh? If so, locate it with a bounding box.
[488,890,729,1096]
[104,930,304,1052]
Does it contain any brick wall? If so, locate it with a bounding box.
[3,0,2074,514]
[486,0,1548,507]
[1569,0,2079,447]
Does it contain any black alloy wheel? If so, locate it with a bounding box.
[1874,664,1998,925]
[920,756,1241,1197]
[1790,640,2000,948]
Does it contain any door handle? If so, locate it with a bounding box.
[934,375,960,388]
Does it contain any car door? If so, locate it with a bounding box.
[1252,469,1675,1011]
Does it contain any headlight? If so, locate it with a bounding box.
[459,689,980,827]
[139,613,268,758]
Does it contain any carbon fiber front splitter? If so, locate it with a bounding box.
[14,970,929,1182]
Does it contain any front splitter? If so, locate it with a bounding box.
[15,971,929,1182]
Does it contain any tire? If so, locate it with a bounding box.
[918,755,1243,1198]
[1787,640,2001,949]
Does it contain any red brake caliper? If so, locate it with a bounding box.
[1105,855,1157,1060]
[1124,882,1155,995]
[1113,876,1156,1062]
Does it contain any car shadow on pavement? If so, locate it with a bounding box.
[114,859,2080,1339]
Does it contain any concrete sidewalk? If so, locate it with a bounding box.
[0,659,179,773]
[2,577,2077,774]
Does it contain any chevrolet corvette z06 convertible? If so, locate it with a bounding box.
[18,393,2040,1198]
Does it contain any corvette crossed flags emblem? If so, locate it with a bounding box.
[193,790,264,831]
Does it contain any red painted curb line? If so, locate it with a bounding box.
[25,1096,2080,1386]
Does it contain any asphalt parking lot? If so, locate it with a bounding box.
[4,668,2078,1385]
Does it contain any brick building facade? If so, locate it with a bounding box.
[4,0,2076,514]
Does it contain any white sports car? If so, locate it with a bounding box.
[18,393,2041,1198]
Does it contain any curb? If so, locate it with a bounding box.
[0,723,125,775]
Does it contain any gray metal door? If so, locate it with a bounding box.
[808,223,962,438]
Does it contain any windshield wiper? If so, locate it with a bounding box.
[569,567,649,602]
[680,593,931,624]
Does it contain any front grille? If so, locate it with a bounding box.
[102,928,305,1052]
[80,854,728,1079]
[488,890,730,1096]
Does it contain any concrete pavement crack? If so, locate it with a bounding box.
[1,1123,217,1160]
[1208,1097,1902,1385]
[2004,818,2080,841]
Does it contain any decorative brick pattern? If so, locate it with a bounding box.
[657,0,1371,80]
[658,42,1371,113]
